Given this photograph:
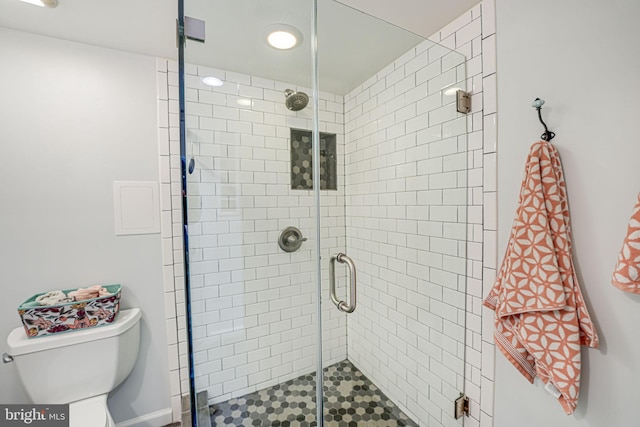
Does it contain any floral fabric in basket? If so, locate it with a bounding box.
[18,285,121,338]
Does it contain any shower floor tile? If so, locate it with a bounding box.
[209,360,417,427]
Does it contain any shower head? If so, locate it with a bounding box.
[284,89,309,111]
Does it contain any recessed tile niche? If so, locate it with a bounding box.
[290,129,337,190]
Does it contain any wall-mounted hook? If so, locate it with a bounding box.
[532,98,555,141]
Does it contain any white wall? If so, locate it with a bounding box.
[494,1,640,425]
[0,28,172,425]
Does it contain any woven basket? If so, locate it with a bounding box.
[17,284,122,338]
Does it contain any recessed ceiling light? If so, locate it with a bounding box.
[201,76,224,87]
[265,24,302,50]
[19,0,58,7]
[268,31,297,49]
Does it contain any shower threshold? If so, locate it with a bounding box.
[208,360,417,427]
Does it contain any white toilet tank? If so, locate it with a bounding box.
[6,308,141,405]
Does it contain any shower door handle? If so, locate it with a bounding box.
[329,253,357,313]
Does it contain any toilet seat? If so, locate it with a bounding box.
[69,396,110,427]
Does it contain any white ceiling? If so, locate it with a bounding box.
[338,0,481,39]
[0,0,481,94]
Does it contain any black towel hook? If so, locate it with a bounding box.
[532,98,555,141]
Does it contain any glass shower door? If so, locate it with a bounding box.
[180,1,324,425]
[180,0,470,426]
[316,2,469,426]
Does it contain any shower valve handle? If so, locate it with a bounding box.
[286,235,307,244]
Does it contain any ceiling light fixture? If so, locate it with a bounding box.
[268,31,297,49]
[19,0,58,7]
[265,24,302,50]
[201,76,224,87]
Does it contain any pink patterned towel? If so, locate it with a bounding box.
[484,141,599,415]
[611,193,640,293]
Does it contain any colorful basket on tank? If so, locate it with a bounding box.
[17,284,122,338]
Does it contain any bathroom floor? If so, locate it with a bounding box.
[209,360,417,427]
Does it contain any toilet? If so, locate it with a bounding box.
[6,308,142,427]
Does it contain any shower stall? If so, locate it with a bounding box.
[178,0,470,425]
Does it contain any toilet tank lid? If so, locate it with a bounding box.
[6,308,141,356]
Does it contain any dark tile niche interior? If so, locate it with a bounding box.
[290,129,337,190]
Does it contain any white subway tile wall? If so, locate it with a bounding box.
[342,1,497,426]
[158,0,497,424]
[343,34,468,426]
[435,2,497,427]
[156,57,184,423]
[163,64,349,405]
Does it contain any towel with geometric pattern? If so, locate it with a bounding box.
[611,193,640,293]
[484,141,599,415]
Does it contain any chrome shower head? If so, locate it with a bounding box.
[284,89,309,111]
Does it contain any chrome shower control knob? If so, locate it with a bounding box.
[278,227,306,252]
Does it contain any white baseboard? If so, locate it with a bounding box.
[116,408,173,427]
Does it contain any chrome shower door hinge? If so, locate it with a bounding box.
[177,16,206,47]
[456,90,471,114]
[184,16,206,42]
[454,393,470,419]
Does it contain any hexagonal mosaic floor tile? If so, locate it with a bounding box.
[210,360,417,427]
